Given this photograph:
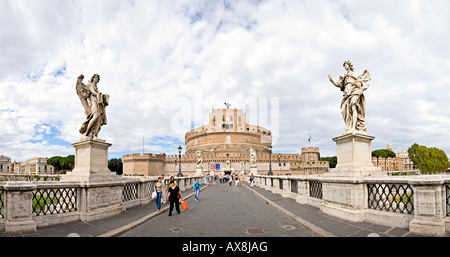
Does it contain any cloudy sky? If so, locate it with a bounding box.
[1,0,450,162]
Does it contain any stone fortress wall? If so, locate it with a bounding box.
[122,108,329,177]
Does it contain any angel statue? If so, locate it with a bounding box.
[76,73,109,141]
[196,151,203,167]
[328,61,371,134]
[249,148,256,165]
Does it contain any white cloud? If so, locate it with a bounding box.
[1,0,450,161]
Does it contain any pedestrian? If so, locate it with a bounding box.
[161,174,167,204]
[153,177,163,212]
[167,181,183,216]
[213,174,217,185]
[250,173,254,187]
[229,174,232,186]
[169,175,176,186]
[193,177,201,202]
[166,176,176,201]
[235,174,239,187]
[240,174,244,186]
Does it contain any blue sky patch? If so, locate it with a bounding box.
[52,64,67,77]
[27,123,71,147]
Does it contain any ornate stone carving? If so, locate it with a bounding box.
[76,73,109,141]
[328,61,371,134]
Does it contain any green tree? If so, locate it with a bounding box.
[108,158,123,175]
[47,156,63,171]
[372,149,396,171]
[47,155,75,172]
[61,155,75,170]
[320,156,337,168]
[407,143,449,174]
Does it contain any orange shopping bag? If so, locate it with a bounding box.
[181,200,188,210]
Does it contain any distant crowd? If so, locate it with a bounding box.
[152,173,255,216]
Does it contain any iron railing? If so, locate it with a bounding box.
[291,180,298,193]
[367,183,414,214]
[147,181,155,196]
[32,187,77,216]
[123,182,139,202]
[309,180,322,199]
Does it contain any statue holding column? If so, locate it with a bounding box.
[64,73,117,183]
[76,73,110,141]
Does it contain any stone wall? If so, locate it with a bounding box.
[0,175,200,233]
[252,174,450,236]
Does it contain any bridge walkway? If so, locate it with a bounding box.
[0,180,426,237]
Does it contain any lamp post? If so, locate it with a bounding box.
[268,145,273,175]
[177,145,183,177]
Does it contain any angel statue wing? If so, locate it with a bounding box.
[76,74,90,116]
[358,70,371,91]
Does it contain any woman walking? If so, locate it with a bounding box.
[193,177,201,202]
[167,181,184,216]
[154,177,163,212]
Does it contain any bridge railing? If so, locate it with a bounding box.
[251,174,450,236]
[0,175,201,233]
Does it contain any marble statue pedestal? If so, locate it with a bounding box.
[250,165,258,175]
[62,139,122,183]
[326,133,385,177]
[195,166,203,176]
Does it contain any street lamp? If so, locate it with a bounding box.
[177,145,183,177]
[268,145,273,175]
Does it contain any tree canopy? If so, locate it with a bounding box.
[372,149,396,159]
[47,155,75,172]
[320,156,337,168]
[108,158,123,175]
[407,143,449,174]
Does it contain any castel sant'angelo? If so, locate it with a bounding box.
[122,107,329,176]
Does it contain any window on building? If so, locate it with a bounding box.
[222,124,234,129]
[230,115,233,121]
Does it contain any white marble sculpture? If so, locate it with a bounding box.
[196,151,203,166]
[328,61,371,134]
[249,148,256,165]
[76,73,109,141]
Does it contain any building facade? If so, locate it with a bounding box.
[20,158,54,175]
[370,145,413,171]
[123,108,329,177]
[0,155,11,173]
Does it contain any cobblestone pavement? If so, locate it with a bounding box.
[120,182,317,237]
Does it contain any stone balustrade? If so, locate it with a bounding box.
[0,176,201,233]
[251,174,450,236]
